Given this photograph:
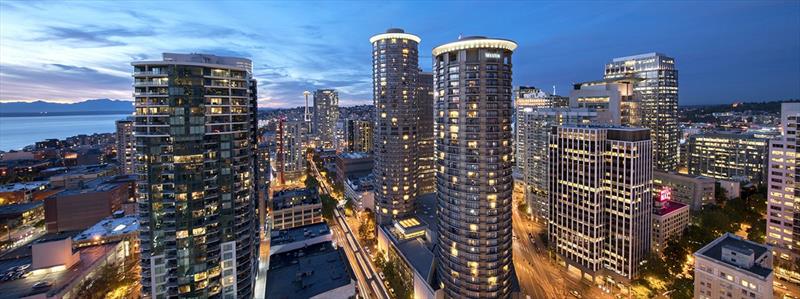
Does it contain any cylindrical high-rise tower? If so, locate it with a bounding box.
[370,28,420,224]
[433,36,517,298]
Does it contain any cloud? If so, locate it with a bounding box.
[0,63,130,102]
[34,25,156,47]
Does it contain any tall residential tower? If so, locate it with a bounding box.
[417,71,436,195]
[132,53,259,298]
[313,89,339,149]
[370,29,420,224]
[433,36,517,298]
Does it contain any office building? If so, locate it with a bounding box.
[549,126,652,282]
[569,79,638,126]
[116,118,135,174]
[694,233,773,299]
[686,132,770,185]
[275,118,307,185]
[513,87,570,177]
[313,89,339,149]
[651,189,690,254]
[344,119,374,153]
[370,28,420,224]
[605,53,678,172]
[766,102,800,284]
[417,71,436,195]
[517,108,596,221]
[433,36,517,298]
[271,188,321,230]
[133,53,259,298]
[652,171,715,211]
[335,152,374,185]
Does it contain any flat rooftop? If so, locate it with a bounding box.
[266,241,354,299]
[270,222,330,247]
[57,175,130,196]
[0,201,42,217]
[695,233,772,278]
[0,181,48,193]
[73,215,139,242]
[653,200,688,216]
[338,152,371,160]
[272,188,318,210]
[0,242,118,298]
[380,193,438,280]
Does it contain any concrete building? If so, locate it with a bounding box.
[44,175,131,233]
[417,71,436,195]
[344,175,375,212]
[73,212,139,247]
[344,119,374,153]
[766,102,800,284]
[271,188,322,230]
[275,118,308,185]
[694,233,773,299]
[651,193,690,254]
[549,126,652,283]
[433,36,517,298]
[0,181,49,205]
[653,171,716,211]
[605,53,679,172]
[115,118,135,174]
[48,164,117,189]
[266,223,355,299]
[371,29,420,224]
[686,132,770,185]
[335,152,373,185]
[517,108,596,222]
[569,78,638,126]
[376,195,440,299]
[132,53,259,298]
[313,89,339,149]
[513,87,571,179]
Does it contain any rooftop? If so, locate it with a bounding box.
[369,28,421,43]
[272,188,319,210]
[73,214,138,242]
[611,52,671,62]
[653,200,688,216]
[695,233,772,279]
[0,181,48,193]
[265,241,354,299]
[133,53,252,70]
[0,201,42,217]
[380,193,438,280]
[270,222,330,247]
[338,152,371,160]
[432,36,517,56]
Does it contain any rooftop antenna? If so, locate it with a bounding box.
[553,85,556,96]
[458,33,462,40]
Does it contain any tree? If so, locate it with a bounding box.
[746,218,766,243]
[320,194,336,221]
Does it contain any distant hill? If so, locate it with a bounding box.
[0,99,133,116]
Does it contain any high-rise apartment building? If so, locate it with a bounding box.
[517,108,596,222]
[549,126,652,281]
[275,118,307,185]
[604,53,678,172]
[370,28,420,224]
[766,102,800,284]
[344,119,374,153]
[417,71,436,195]
[433,36,517,298]
[313,89,339,149]
[686,132,770,185]
[115,118,135,174]
[132,53,259,298]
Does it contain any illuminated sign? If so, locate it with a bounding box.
[659,187,671,202]
[485,53,502,59]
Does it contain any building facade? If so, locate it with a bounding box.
[686,132,770,185]
[569,79,639,126]
[370,29,420,224]
[313,89,339,149]
[604,53,678,172]
[417,71,436,195]
[275,118,307,185]
[766,102,800,284]
[653,171,715,211]
[517,108,596,222]
[344,119,374,153]
[513,86,569,178]
[548,126,652,281]
[433,36,517,298]
[116,118,135,174]
[651,195,690,254]
[271,188,322,230]
[132,53,259,298]
[694,233,773,299]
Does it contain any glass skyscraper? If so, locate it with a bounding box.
[133,53,259,298]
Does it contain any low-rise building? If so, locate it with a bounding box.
[693,233,773,299]
[47,164,118,189]
[344,175,374,212]
[651,192,690,254]
[266,240,355,299]
[335,152,373,185]
[652,171,715,211]
[44,176,131,233]
[0,181,50,205]
[72,212,138,247]
[0,201,44,227]
[271,188,322,230]
[269,222,332,256]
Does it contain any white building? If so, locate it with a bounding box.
[694,233,773,299]
[766,102,800,284]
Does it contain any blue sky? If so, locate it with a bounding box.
[0,1,798,108]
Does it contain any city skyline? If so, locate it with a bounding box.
[1,1,799,107]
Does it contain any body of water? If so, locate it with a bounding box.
[0,114,131,151]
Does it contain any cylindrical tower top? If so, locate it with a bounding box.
[432,36,517,56]
[369,28,421,43]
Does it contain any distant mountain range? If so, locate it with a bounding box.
[0,99,134,116]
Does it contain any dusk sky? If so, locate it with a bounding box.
[0,1,798,108]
